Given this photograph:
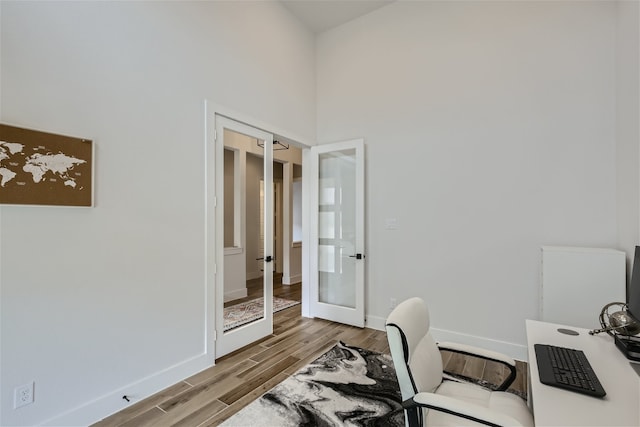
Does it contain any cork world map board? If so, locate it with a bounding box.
[0,124,93,207]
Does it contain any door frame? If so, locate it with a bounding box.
[307,139,365,327]
[212,115,274,358]
[205,101,312,361]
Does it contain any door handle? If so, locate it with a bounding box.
[257,256,274,262]
[349,253,364,260]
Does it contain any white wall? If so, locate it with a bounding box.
[616,0,640,277]
[0,1,315,425]
[317,1,621,355]
[284,168,303,285]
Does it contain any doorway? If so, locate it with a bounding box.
[212,115,303,358]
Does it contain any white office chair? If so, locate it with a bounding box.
[385,297,534,427]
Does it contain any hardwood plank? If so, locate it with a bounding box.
[259,319,318,349]
[271,311,307,330]
[273,304,302,321]
[512,360,528,394]
[341,327,381,349]
[321,323,354,342]
[158,373,244,413]
[92,381,192,426]
[443,351,467,374]
[154,378,242,426]
[215,335,273,363]
[118,407,166,427]
[277,312,319,330]
[358,330,389,353]
[462,356,486,380]
[249,334,312,364]
[218,356,299,405]
[332,325,364,343]
[169,399,228,427]
[238,348,302,380]
[440,350,453,368]
[185,359,257,388]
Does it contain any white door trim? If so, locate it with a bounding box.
[206,105,277,359]
[204,100,313,361]
[308,139,365,327]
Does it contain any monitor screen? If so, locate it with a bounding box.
[628,246,640,322]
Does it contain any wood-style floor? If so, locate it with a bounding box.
[93,281,527,427]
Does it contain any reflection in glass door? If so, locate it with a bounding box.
[222,151,265,328]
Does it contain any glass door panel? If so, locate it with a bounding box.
[310,139,364,327]
[222,151,265,328]
[318,150,357,308]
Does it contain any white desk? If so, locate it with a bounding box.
[526,320,640,426]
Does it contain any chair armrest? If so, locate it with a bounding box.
[437,342,515,366]
[406,392,522,427]
[437,342,516,391]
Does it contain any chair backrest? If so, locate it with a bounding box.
[386,297,444,402]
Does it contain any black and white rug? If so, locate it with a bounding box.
[221,342,405,426]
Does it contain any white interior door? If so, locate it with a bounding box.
[309,139,365,327]
[214,116,274,358]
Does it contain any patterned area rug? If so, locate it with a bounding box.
[224,297,300,332]
[221,342,405,426]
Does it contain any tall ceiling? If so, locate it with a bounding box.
[280,0,394,33]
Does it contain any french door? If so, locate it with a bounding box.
[213,116,274,358]
[309,139,365,327]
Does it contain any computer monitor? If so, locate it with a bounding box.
[614,246,640,361]
[627,246,640,323]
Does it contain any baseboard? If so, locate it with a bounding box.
[365,314,527,361]
[365,314,387,331]
[42,353,213,426]
[282,273,302,285]
[246,270,262,281]
[224,288,247,302]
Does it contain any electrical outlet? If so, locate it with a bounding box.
[390,298,397,310]
[14,382,34,409]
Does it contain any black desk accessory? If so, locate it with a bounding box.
[614,334,640,362]
[534,344,606,398]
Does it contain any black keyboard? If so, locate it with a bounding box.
[534,344,606,397]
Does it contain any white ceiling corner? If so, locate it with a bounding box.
[280,0,395,34]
